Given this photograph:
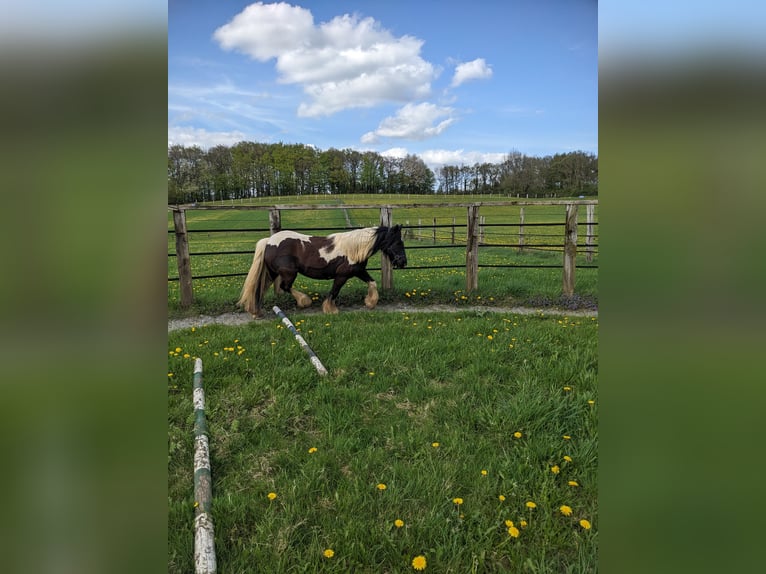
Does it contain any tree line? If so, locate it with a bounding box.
[168,142,597,204]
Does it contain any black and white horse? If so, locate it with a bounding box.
[238,225,407,317]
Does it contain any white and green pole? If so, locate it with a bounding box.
[193,358,216,573]
[273,306,328,376]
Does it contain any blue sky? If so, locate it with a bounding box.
[168,0,598,168]
[169,1,597,172]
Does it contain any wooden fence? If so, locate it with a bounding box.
[168,201,598,308]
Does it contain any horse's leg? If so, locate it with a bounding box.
[356,270,379,309]
[278,268,313,308]
[322,275,350,314]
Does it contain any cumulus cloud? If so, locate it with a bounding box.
[451,58,493,87]
[213,2,436,117]
[168,126,247,149]
[361,102,456,143]
[419,149,507,171]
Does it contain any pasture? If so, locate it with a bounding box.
[167,195,598,318]
[168,310,598,573]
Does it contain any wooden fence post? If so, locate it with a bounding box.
[479,216,486,244]
[466,205,480,292]
[433,218,437,243]
[172,208,194,308]
[585,204,595,263]
[269,208,282,235]
[563,204,578,297]
[518,207,525,252]
[451,216,456,244]
[380,206,393,290]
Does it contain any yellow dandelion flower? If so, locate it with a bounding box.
[394,519,404,528]
[377,483,387,490]
[568,481,579,487]
[563,386,572,391]
[412,555,427,570]
[579,519,592,530]
[168,373,174,378]
[508,526,520,538]
[308,447,318,454]
[588,400,595,405]
[520,520,528,528]
[267,492,277,500]
[174,347,182,353]
[487,335,493,340]
[431,442,440,448]
[452,497,463,505]
[323,549,334,558]
[505,519,514,528]
[525,501,537,509]
[369,371,375,376]
[498,495,506,502]
[551,465,561,474]
[563,456,573,462]
[563,435,571,440]
[481,469,488,476]
[560,505,573,516]
[513,431,522,439]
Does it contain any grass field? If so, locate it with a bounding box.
[168,310,598,573]
[167,195,598,318]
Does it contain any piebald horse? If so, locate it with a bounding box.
[238,225,407,317]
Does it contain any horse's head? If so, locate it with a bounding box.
[380,225,407,269]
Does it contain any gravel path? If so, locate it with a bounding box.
[168,303,597,332]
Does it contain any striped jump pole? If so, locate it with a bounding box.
[193,358,217,574]
[273,305,328,376]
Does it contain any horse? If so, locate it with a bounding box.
[238,225,407,317]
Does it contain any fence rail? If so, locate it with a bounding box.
[168,201,598,308]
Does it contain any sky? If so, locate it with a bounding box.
[168,0,598,173]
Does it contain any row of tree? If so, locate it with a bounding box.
[168,142,597,204]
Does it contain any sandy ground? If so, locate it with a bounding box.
[168,303,597,332]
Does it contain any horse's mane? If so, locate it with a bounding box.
[324,227,379,264]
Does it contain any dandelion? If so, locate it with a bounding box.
[505,520,514,528]
[175,347,182,353]
[579,519,592,530]
[563,386,572,391]
[525,501,537,509]
[452,497,463,505]
[551,465,560,474]
[369,371,375,376]
[308,447,318,454]
[498,495,506,502]
[481,469,488,476]
[267,492,277,500]
[560,505,573,516]
[568,481,580,487]
[588,400,595,405]
[323,549,334,558]
[513,431,523,439]
[193,501,199,508]
[520,520,528,528]
[563,456,573,463]
[431,442,440,448]
[508,526,520,538]
[394,519,404,528]
[487,335,493,340]
[168,373,174,378]
[377,483,387,491]
[412,555,427,570]
[563,435,571,440]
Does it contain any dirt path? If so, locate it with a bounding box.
[168,303,597,332]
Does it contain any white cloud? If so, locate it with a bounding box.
[380,147,409,158]
[419,149,507,172]
[451,58,493,87]
[213,2,436,117]
[361,102,456,143]
[168,126,247,149]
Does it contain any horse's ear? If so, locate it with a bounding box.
[391,224,402,235]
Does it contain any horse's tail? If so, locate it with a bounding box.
[237,237,272,316]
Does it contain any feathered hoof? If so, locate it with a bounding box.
[364,296,378,309]
[322,299,339,314]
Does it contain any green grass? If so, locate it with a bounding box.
[168,310,597,573]
[167,196,598,318]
